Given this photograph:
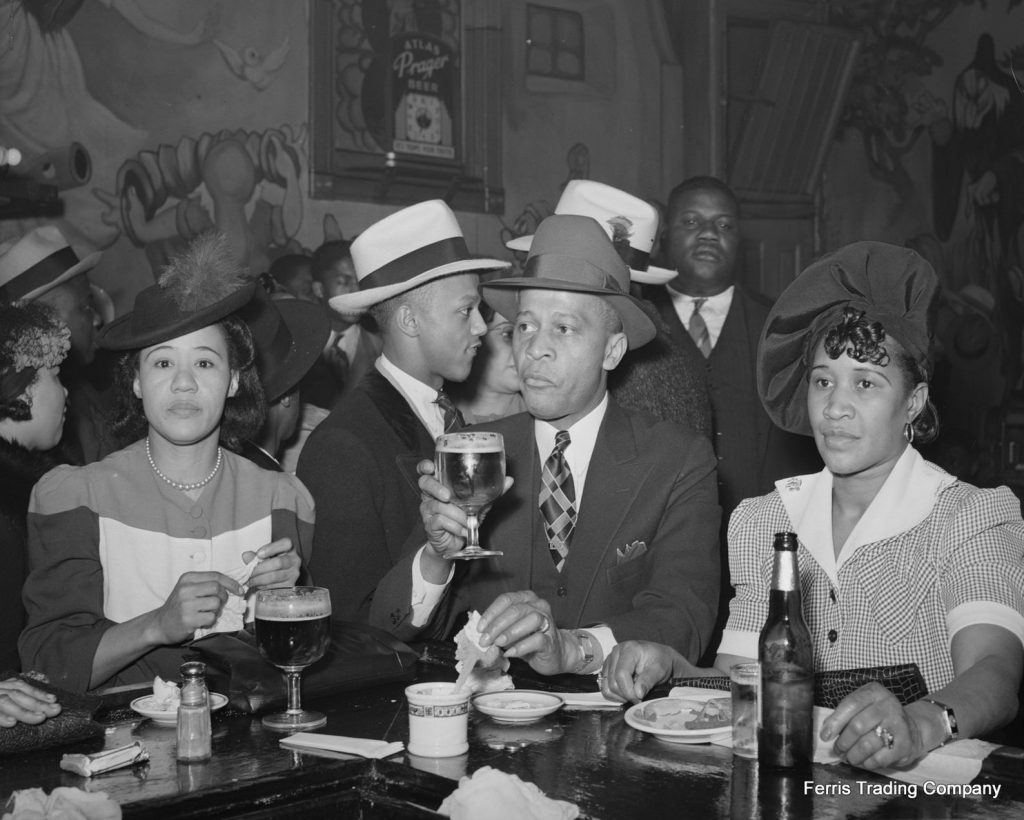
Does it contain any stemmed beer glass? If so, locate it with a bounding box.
[435,431,506,559]
[254,586,332,731]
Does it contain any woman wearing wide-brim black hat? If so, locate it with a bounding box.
[19,233,314,693]
[596,241,1024,768]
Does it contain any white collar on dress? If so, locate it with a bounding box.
[776,446,956,584]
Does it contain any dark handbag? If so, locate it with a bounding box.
[189,620,419,713]
[0,674,105,756]
[660,662,928,708]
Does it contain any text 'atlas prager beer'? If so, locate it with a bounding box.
[255,598,331,671]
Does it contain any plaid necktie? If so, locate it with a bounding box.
[688,298,712,358]
[539,430,576,572]
[434,389,464,433]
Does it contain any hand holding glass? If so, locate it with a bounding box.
[255,587,331,731]
[435,432,506,559]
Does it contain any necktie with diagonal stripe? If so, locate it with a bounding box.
[434,389,465,433]
[540,430,576,572]
[688,297,712,358]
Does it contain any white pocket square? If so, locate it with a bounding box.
[616,540,647,564]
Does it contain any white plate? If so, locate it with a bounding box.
[130,693,229,725]
[473,690,563,723]
[624,692,732,745]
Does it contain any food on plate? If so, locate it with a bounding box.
[633,698,708,731]
[152,676,181,710]
[684,697,732,730]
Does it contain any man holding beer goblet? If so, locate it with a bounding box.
[370,215,722,677]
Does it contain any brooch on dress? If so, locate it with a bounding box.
[785,477,802,492]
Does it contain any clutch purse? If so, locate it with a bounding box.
[659,662,928,708]
[0,674,105,756]
[189,620,419,713]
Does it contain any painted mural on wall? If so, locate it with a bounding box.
[827,0,1024,467]
[0,0,315,307]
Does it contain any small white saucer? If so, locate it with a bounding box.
[130,693,228,725]
[473,690,563,723]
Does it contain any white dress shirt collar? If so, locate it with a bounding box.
[666,284,734,348]
[375,354,445,440]
[533,393,609,502]
[776,445,956,584]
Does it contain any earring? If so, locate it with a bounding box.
[904,421,915,444]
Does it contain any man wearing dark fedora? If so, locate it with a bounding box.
[370,214,721,676]
[296,200,509,623]
[236,288,332,471]
[0,225,113,463]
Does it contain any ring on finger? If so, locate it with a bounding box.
[537,615,551,634]
[874,724,895,750]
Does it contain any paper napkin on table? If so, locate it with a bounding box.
[876,739,998,787]
[280,732,404,759]
[438,766,579,820]
[559,691,623,709]
[2,787,121,819]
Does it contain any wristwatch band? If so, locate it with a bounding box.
[920,698,959,745]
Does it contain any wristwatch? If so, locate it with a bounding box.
[920,698,959,746]
[571,630,597,675]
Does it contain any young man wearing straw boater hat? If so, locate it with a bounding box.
[296,200,510,623]
[0,225,114,463]
[507,179,713,438]
[371,214,722,676]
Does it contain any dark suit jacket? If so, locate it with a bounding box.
[370,398,722,661]
[296,369,435,622]
[642,284,820,516]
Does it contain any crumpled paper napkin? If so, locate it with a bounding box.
[2,787,121,820]
[438,766,579,819]
[194,554,259,639]
[279,732,404,759]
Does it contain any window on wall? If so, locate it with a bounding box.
[526,4,584,81]
[309,0,504,214]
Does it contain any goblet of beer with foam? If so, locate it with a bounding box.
[255,586,332,731]
[435,431,506,559]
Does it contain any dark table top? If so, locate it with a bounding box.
[2,663,1023,819]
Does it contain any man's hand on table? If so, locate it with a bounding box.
[599,641,691,703]
[0,678,61,727]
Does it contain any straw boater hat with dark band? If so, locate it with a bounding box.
[98,233,257,351]
[329,199,510,318]
[238,287,331,403]
[483,214,657,348]
[758,240,939,437]
[0,225,101,303]
[505,180,675,285]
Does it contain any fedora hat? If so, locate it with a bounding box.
[0,225,101,303]
[329,200,510,317]
[238,288,331,402]
[505,180,675,285]
[484,214,656,348]
[99,233,256,351]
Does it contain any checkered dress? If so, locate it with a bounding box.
[720,478,1024,692]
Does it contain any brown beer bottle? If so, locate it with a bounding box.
[758,532,814,769]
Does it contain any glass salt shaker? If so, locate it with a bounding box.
[176,661,212,762]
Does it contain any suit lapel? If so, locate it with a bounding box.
[568,400,643,623]
[361,369,434,453]
[488,415,539,593]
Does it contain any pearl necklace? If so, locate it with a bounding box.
[146,439,223,492]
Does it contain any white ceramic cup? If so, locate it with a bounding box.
[405,682,471,757]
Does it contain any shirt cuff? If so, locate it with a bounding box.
[717,628,759,660]
[947,601,1024,649]
[410,544,454,627]
[580,626,617,673]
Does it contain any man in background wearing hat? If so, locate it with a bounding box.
[296,200,509,623]
[371,214,721,675]
[236,287,331,471]
[0,225,113,463]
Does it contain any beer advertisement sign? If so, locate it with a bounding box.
[391,32,458,161]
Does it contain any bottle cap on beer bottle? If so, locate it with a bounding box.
[773,532,798,552]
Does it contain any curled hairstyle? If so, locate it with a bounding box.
[814,307,939,444]
[111,315,266,449]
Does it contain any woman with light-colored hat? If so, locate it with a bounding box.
[505,179,675,285]
[599,241,1024,770]
[19,233,313,692]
